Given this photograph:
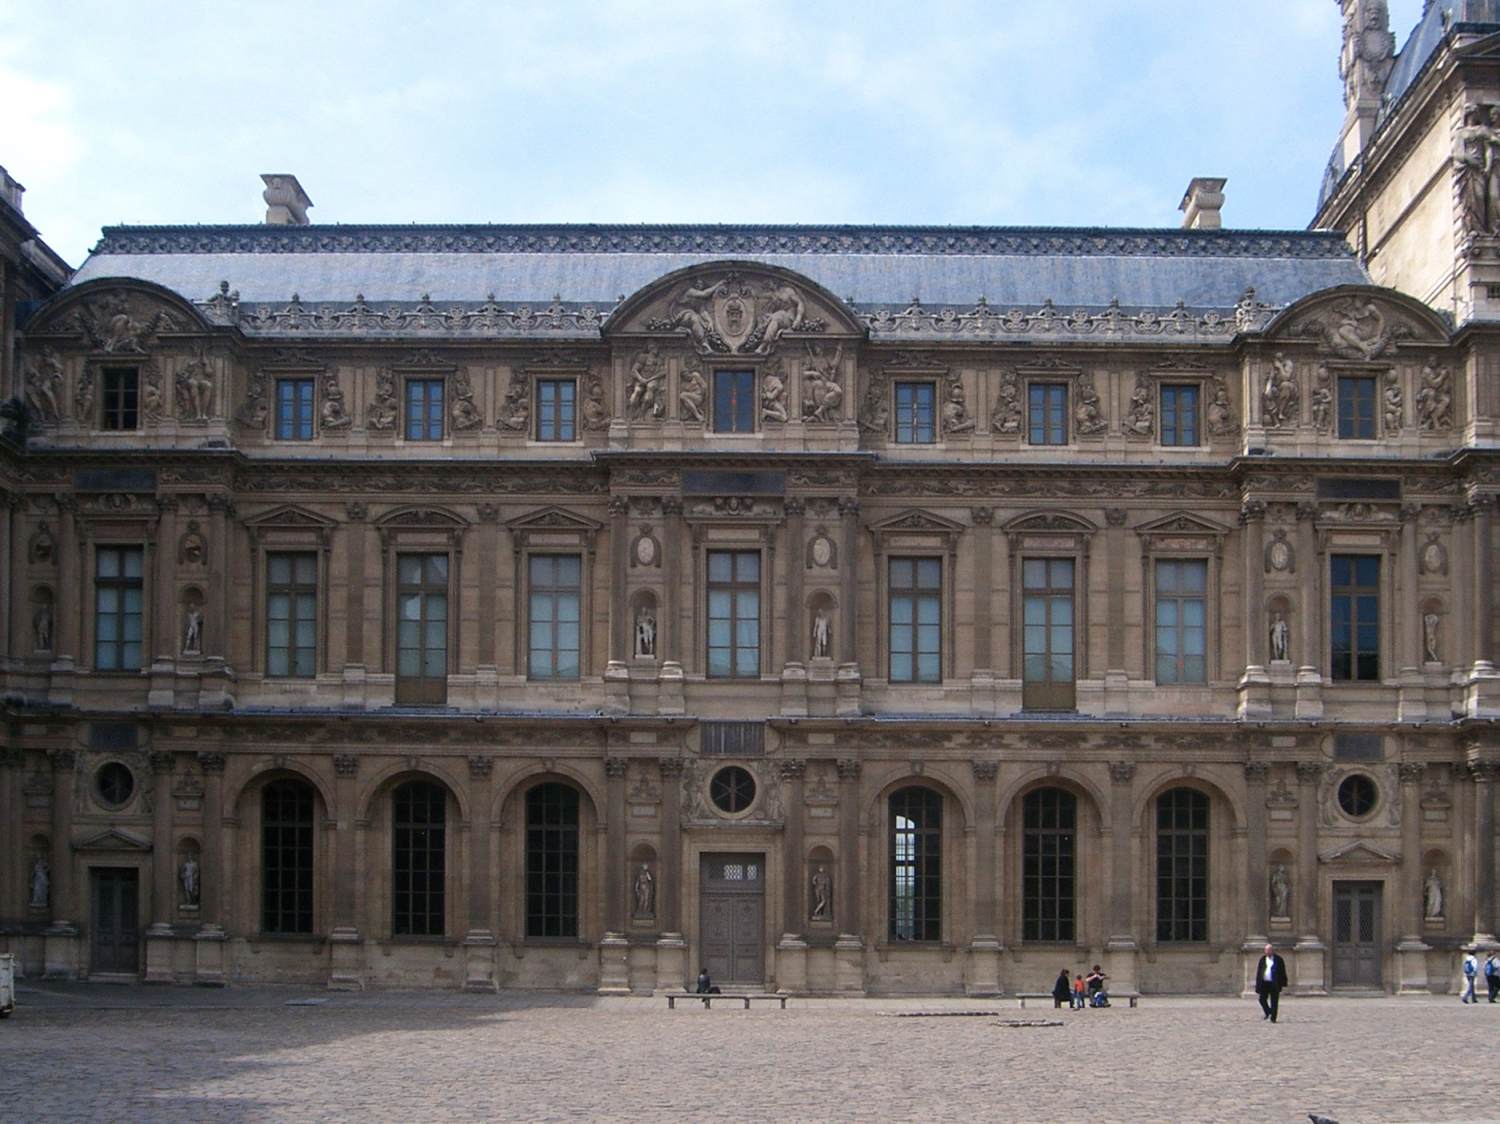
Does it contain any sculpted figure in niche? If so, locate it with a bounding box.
[367,369,398,431]
[1269,611,1290,663]
[1424,867,1444,920]
[1206,379,1234,435]
[1382,369,1403,433]
[33,602,52,652]
[142,372,165,424]
[1423,612,1441,664]
[30,856,49,908]
[24,348,63,425]
[450,369,483,431]
[811,865,832,920]
[679,367,707,424]
[1415,359,1453,430]
[1262,353,1299,427]
[175,354,216,422]
[183,608,203,655]
[633,864,655,916]
[320,372,352,430]
[811,607,831,660]
[627,344,666,420]
[801,344,843,423]
[1073,375,1106,435]
[1456,103,1500,236]
[1310,364,1333,432]
[1269,863,1291,919]
[635,607,656,659]
[991,371,1022,434]
[941,383,975,434]
[1124,380,1154,437]
[180,856,200,907]
[761,367,789,423]
[581,376,610,430]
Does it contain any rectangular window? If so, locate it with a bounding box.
[266,552,317,678]
[1160,384,1200,446]
[261,780,314,935]
[396,553,449,704]
[94,545,143,671]
[1155,559,1207,684]
[1155,789,1209,943]
[528,554,581,679]
[275,378,316,440]
[100,367,139,430]
[1022,557,1075,709]
[392,782,446,938]
[1337,375,1377,439]
[894,382,936,444]
[714,370,755,433]
[1028,383,1068,445]
[706,550,760,678]
[404,378,445,441]
[1023,788,1076,943]
[1330,554,1380,681]
[889,557,941,682]
[537,379,577,442]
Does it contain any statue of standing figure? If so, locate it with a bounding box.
[1269,863,1291,919]
[811,607,831,660]
[1424,868,1444,921]
[180,856,200,907]
[1269,612,1290,663]
[811,865,832,921]
[30,856,49,908]
[633,864,655,917]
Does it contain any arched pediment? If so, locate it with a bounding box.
[25,277,212,347]
[375,506,468,531]
[1001,510,1098,535]
[1263,285,1451,359]
[606,261,865,355]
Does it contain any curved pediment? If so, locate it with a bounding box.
[607,261,864,355]
[1001,511,1098,535]
[1263,285,1450,359]
[26,277,212,348]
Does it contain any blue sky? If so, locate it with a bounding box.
[1,0,1425,266]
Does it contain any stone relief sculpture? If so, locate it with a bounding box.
[180,856,200,908]
[991,370,1022,434]
[74,293,175,354]
[1423,612,1441,664]
[1424,867,1444,920]
[811,607,831,659]
[32,602,52,652]
[183,607,203,655]
[1415,359,1453,430]
[1269,863,1290,919]
[175,352,216,422]
[1382,369,1403,433]
[30,856,48,908]
[811,865,832,920]
[1270,612,1290,662]
[367,369,399,430]
[663,280,728,352]
[635,607,656,659]
[1338,0,1394,110]
[1456,103,1500,236]
[859,371,890,434]
[319,371,351,430]
[142,369,165,425]
[801,344,843,423]
[581,375,610,431]
[627,344,666,420]
[646,275,825,355]
[747,283,805,355]
[633,864,655,916]
[1310,363,1333,432]
[1327,297,1394,360]
[1206,377,1234,436]
[1073,374,1106,435]
[761,366,789,423]
[24,347,63,425]
[1123,380,1154,437]
[679,367,707,424]
[235,369,269,429]
[450,369,482,431]
[941,382,975,434]
[179,525,206,567]
[74,364,94,423]
[1262,353,1299,428]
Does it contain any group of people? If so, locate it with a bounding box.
[1051,964,1112,1009]
[1460,951,1500,1004]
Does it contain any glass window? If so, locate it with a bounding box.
[262,778,314,934]
[525,783,579,938]
[1156,788,1209,942]
[1337,376,1377,439]
[404,378,445,441]
[537,379,577,442]
[1023,787,1076,943]
[706,550,760,678]
[894,382,936,444]
[100,367,139,430]
[1155,559,1207,684]
[94,545,143,671]
[1330,554,1380,681]
[396,553,449,704]
[890,787,942,942]
[393,781,446,937]
[275,378,316,440]
[1022,557,1075,709]
[714,370,756,433]
[889,557,941,682]
[1337,774,1378,818]
[1028,383,1068,445]
[1160,384,1200,446]
[267,552,317,678]
[528,554,581,680]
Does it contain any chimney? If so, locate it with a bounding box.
[1179,177,1227,230]
[261,174,313,225]
[0,166,24,213]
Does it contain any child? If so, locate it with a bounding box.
[1072,973,1087,1009]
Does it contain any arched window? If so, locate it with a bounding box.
[393,781,447,937]
[889,787,942,942]
[526,783,580,938]
[1156,787,1209,942]
[1023,787,1076,942]
[262,778,315,934]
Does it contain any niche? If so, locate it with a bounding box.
[630,591,659,661]
[629,842,657,924]
[807,844,836,927]
[177,838,202,912]
[1267,595,1294,664]
[807,592,837,662]
[30,586,53,654]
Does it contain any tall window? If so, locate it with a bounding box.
[1028,383,1068,445]
[1156,787,1209,943]
[894,382,936,444]
[1160,384,1200,446]
[393,781,446,937]
[262,778,314,934]
[1331,554,1380,681]
[100,367,139,430]
[537,379,576,442]
[275,378,316,440]
[528,554,581,680]
[1023,787,1076,943]
[94,545,143,671]
[1155,559,1207,684]
[405,378,445,441]
[396,553,448,704]
[889,557,941,682]
[707,550,759,678]
[890,787,942,942]
[1022,558,1075,709]
[714,370,755,433]
[526,783,579,938]
[1337,375,1377,439]
[266,552,317,678]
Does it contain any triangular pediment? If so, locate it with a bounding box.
[1318,840,1399,865]
[244,504,338,530]
[74,827,152,853]
[506,505,603,533]
[869,508,967,534]
[1134,511,1229,537]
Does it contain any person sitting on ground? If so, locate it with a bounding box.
[1072,973,1087,1010]
[1052,968,1072,1009]
[1086,964,1111,1007]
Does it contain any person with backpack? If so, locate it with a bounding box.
[1462,952,1479,1004]
[1485,953,1499,1003]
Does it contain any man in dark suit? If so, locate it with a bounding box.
[1255,943,1289,1022]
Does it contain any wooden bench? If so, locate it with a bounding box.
[665,992,788,1010]
[1016,991,1139,1009]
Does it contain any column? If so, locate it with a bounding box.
[967,759,1001,996]
[463,755,497,991]
[655,756,686,990]
[1469,760,1498,945]
[1293,760,1327,994]
[1294,503,1324,718]
[598,757,630,994]
[153,501,179,662]
[0,749,21,920]
[1399,508,1422,672]
[144,751,177,982]
[833,758,864,994]
[206,495,231,661]
[1240,502,1266,671]
[604,497,630,714]
[1105,761,1139,992]
[8,499,26,659]
[43,748,78,978]
[327,753,362,990]
[1396,761,1431,993]
[970,509,996,714]
[56,497,79,663]
[784,501,806,665]
[775,758,808,994]
[1474,498,1495,669]
[193,751,227,985]
[659,497,685,714]
[1240,761,1270,995]
[835,498,861,716]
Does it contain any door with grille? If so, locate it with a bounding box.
[699,854,764,986]
[1331,880,1381,989]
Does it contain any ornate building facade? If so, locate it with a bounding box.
[4,7,1500,996]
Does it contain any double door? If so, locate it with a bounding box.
[1331,881,1381,989]
[90,868,140,975]
[699,854,764,987]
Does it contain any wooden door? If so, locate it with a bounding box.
[90,868,140,975]
[699,854,764,986]
[1331,881,1381,989]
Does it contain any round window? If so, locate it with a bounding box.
[710,766,756,815]
[96,762,135,807]
[1337,774,1378,819]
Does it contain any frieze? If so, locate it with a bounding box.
[864,473,1239,500]
[234,469,608,495]
[222,293,607,338]
[860,295,1275,342]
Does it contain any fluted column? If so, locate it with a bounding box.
[608,497,630,664]
[465,755,494,937]
[779,759,806,935]
[206,495,231,662]
[838,497,859,669]
[1294,761,1323,941]
[48,749,75,927]
[8,498,26,658]
[153,500,179,662]
[56,498,79,663]
[1399,762,1426,941]
[604,757,627,933]
[197,752,226,929]
[657,757,684,935]
[1473,497,1495,669]
[328,753,362,989]
[661,497,684,664]
[836,758,861,935]
[1242,761,1270,941]
[1399,507,1422,673]
[1296,503,1319,674]
[1469,759,1498,944]
[970,508,994,673]
[1107,761,1136,945]
[971,760,999,938]
[784,501,805,665]
[149,752,175,925]
[1240,501,1266,671]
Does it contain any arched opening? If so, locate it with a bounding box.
[392,780,448,937]
[889,786,942,942]
[261,778,316,934]
[1155,787,1210,943]
[1022,787,1077,943]
[525,783,581,939]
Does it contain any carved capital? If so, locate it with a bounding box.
[1104,507,1128,528]
[332,753,359,778]
[344,501,368,523]
[836,758,861,781]
[605,757,628,778]
[206,494,234,514]
[48,748,76,771]
[1397,761,1427,785]
[1468,760,1500,783]
[969,506,995,527]
[783,498,806,517]
[657,757,687,777]
[475,504,500,525]
[971,759,999,782]
[149,751,175,775]
[1295,502,1319,523]
[467,754,494,779]
[1108,761,1136,785]
[838,496,860,518]
[1294,761,1326,784]
[608,496,631,517]
[1242,761,1272,785]
[777,758,807,780]
[1239,500,1266,526]
[197,751,226,774]
[660,496,684,517]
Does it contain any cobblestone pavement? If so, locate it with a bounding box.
[4,984,1500,1123]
